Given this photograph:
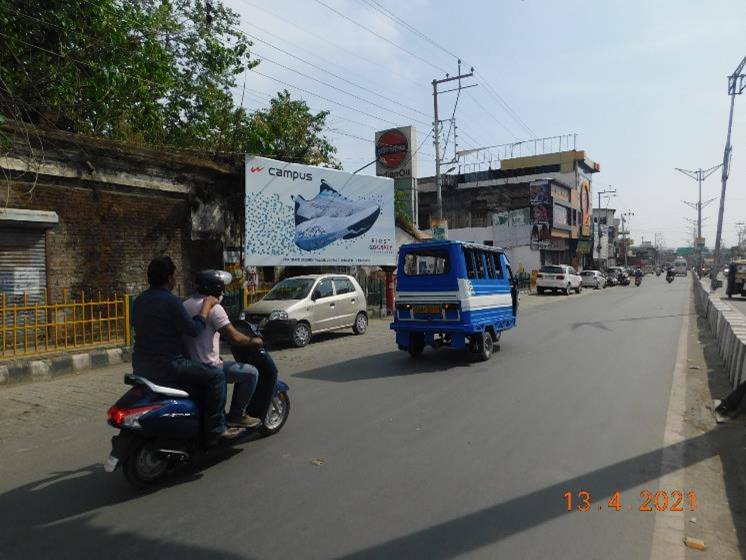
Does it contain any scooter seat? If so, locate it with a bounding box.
[125,374,190,398]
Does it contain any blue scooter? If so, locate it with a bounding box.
[104,321,290,488]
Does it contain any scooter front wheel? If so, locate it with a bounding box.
[123,439,171,489]
[259,392,290,436]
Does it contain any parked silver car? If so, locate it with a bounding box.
[580,270,607,289]
[242,274,368,347]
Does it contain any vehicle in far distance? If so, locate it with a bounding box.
[580,270,606,289]
[674,257,688,277]
[243,274,368,348]
[536,264,582,295]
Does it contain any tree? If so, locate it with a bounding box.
[0,0,338,166]
[240,90,339,167]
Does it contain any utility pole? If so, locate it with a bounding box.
[712,55,746,283]
[676,164,721,272]
[621,210,635,268]
[432,60,476,237]
[595,187,616,267]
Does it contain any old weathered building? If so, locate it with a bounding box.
[0,124,243,301]
[417,149,600,271]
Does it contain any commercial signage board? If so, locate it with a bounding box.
[375,126,417,179]
[530,180,552,250]
[245,156,395,266]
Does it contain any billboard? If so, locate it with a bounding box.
[375,126,416,179]
[245,156,395,266]
[530,181,551,250]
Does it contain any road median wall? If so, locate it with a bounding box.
[694,275,746,388]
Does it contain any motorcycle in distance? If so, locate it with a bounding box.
[634,271,643,287]
[666,269,675,284]
[104,321,290,488]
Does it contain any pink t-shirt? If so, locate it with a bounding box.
[182,297,231,367]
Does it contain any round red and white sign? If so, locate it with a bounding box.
[376,129,409,169]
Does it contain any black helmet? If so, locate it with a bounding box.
[196,269,232,297]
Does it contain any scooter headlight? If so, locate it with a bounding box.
[269,310,288,321]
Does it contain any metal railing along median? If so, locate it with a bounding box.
[0,290,130,360]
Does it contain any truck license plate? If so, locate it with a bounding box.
[414,305,441,314]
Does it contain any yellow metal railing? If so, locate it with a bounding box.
[243,288,269,309]
[0,290,130,360]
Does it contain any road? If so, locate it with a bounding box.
[0,278,691,559]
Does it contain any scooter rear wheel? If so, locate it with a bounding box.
[259,392,290,436]
[123,440,171,489]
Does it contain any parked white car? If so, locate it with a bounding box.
[580,270,606,289]
[536,265,582,295]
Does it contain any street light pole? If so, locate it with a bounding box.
[712,55,746,283]
[621,211,635,268]
[595,188,616,267]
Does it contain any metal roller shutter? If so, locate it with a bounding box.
[0,227,48,303]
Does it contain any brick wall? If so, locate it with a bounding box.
[6,179,195,300]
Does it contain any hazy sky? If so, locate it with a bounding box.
[226,0,746,248]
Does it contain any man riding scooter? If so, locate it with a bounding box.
[666,265,676,283]
[634,267,643,287]
[183,270,265,429]
[132,257,240,447]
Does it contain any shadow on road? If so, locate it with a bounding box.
[0,450,249,558]
[572,312,694,331]
[336,432,717,560]
[293,347,484,382]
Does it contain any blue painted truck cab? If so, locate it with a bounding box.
[390,240,518,357]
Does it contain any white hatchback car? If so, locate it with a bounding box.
[536,265,582,295]
[580,270,607,289]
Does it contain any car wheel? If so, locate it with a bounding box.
[352,312,368,335]
[576,285,582,294]
[537,287,545,295]
[291,322,311,347]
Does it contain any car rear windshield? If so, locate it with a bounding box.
[403,250,450,276]
[540,266,564,274]
[580,271,595,276]
[264,278,315,300]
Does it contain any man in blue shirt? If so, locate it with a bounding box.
[132,256,238,446]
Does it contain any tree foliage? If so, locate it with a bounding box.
[0,0,338,165]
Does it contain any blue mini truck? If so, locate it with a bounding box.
[390,240,518,361]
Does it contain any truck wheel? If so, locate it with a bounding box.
[476,332,493,361]
[408,335,425,358]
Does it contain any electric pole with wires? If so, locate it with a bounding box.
[676,164,720,273]
[432,60,476,238]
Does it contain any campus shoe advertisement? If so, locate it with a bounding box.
[245,156,396,266]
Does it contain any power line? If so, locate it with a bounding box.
[237,0,426,91]
[350,0,535,138]
[244,28,431,120]
[311,0,449,74]
[358,0,460,60]
[249,46,430,125]
[466,92,519,140]
[251,67,403,128]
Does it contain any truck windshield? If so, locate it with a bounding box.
[264,278,315,300]
[403,250,450,276]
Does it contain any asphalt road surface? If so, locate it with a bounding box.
[0,277,691,559]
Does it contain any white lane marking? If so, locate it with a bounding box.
[649,307,688,559]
